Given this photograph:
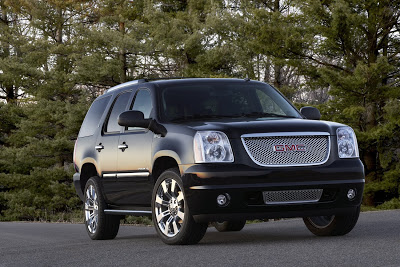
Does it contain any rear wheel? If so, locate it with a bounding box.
[213,220,246,232]
[303,205,360,236]
[152,168,208,245]
[84,177,120,240]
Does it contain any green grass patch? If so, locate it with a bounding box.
[121,215,152,226]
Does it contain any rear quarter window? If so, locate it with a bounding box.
[78,96,111,137]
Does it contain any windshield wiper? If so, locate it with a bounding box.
[169,114,238,122]
[239,112,299,119]
[169,112,298,122]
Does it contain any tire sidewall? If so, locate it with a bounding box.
[303,205,361,236]
[84,176,106,240]
[304,215,338,235]
[152,169,191,245]
[213,220,246,232]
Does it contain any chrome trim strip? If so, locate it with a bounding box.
[103,174,116,178]
[241,132,331,167]
[241,132,331,138]
[189,179,365,190]
[104,210,152,216]
[117,172,150,178]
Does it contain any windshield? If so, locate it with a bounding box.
[159,82,301,122]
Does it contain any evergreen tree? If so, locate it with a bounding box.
[1,0,400,221]
[290,0,400,204]
[0,1,43,102]
[0,0,91,220]
[75,0,147,85]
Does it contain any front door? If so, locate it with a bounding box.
[116,88,154,207]
[97,90,132,204]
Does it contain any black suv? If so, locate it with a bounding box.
[73,78,364,245]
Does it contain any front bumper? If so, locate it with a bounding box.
[181,159,365,223]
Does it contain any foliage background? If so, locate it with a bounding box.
[0,0,399,221]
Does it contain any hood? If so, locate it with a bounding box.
[175,118,346,139]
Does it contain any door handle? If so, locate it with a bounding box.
[95,144,104,152]
[118,142,128,151]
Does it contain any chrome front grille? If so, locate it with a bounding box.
[241,132,330,167]
[263,189,323,205]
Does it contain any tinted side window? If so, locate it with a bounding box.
[78,96,111,137]
[105,91,132,133]
[131,89,152,118]
[128,89,153,131]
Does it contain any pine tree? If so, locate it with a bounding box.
[0,0,91,220]
[290,0,400,204]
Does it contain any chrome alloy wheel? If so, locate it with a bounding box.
[307,215,335,229]
[85,184,99,234]
[154,178,185,237]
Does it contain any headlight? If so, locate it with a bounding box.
[194,131,234,163]
[336,127,359,158]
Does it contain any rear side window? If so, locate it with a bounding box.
[105,91,132,133]
[78,96,111,137]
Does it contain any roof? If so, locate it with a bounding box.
[103,78,261,95]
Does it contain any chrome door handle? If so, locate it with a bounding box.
[118,143,128,151]
[95,144,104,152]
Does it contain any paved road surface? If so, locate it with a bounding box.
[1,210,399,266]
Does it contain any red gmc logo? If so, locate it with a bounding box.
[273,144,306,152]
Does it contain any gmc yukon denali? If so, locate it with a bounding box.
[73,78,364,245]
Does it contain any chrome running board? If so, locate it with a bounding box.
[104,209,152,216]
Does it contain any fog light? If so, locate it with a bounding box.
[217,194,230,207]
[347,189,356,200]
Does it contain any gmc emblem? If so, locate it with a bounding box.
[273,144,306,152]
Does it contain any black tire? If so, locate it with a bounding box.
[84,176,120,240]
[152,168,208,245]
[213,220,246,232]
[303,205,361,236]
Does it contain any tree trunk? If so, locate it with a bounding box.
[55,8,63,44]
[272,0,281,89]
[1,4,16,103]
[119,21,127,83]
[55,7,65,75]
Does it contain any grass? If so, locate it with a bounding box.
[122,215,152,226]
[360,205,380,212]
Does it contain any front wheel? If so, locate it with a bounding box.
[303,205,361,236]
[84,177,120,240]
[152,168,208,245]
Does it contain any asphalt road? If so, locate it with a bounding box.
[0,210,399,267]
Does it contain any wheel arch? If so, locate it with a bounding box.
[152,151,181,184]
[80,162,100,194]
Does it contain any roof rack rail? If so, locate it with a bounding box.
[143,77,193,81]
[104,77,193,94]
[105,79,148,94]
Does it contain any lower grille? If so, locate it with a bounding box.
[263,189,323,205]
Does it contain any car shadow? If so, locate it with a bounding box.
[113,214,397,245]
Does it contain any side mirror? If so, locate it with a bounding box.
[118,110,151,128]
[118,110,167,137]
[300,106,321,120]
